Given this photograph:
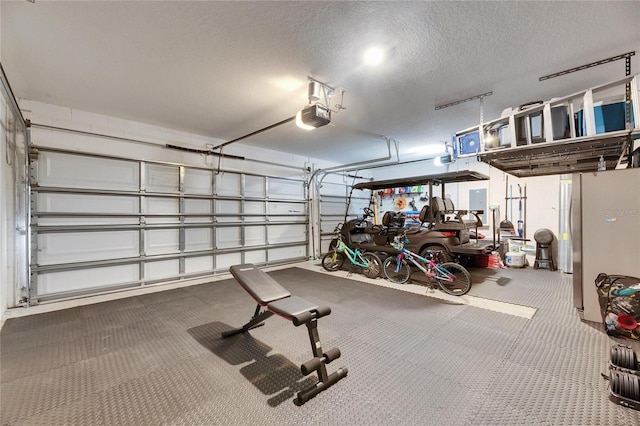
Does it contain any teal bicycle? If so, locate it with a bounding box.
[322,225,382,279]
[383,231,472,295]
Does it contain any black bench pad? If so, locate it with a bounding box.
[230,264,290,305]
[224,263,347,405]
[268,296,319,320]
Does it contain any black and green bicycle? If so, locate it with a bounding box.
[321,225,382,279]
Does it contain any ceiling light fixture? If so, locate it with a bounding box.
[363,46,385,66]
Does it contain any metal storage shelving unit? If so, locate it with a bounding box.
[453,74,640,177]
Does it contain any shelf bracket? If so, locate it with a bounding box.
[435,92,493,111]
[539,51,635,81]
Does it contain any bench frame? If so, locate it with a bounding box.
[221,264,348,405]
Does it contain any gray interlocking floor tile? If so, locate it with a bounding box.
[2,266,640,425]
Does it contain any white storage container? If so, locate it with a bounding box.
[505,251,526,268]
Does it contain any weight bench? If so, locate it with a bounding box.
[222,264,348,405]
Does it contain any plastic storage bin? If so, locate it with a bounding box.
[551,106,570,140]
[516,106,570,144]
[484,124,511,150]
[575,101,632,136]
[458,131,480,155]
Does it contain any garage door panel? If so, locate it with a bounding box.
[244,227,265,246]
[185,228,212,251]
[37,192,139,226]
[38,231,139,264]
[215,173,241,196]
[321,219,342,235]
[244,201,265,222]
[245,175,265,198]
[38,264,139,295]
[185,256,213,274]
[268,245,306,261]
[349,199,369,215]
[38,193,138,214]
[185,199,212,223]
[145,229,179,255]
[269,179,303,199]
[267,201,306,222]
[38,217,138,226]
[145,260,179,280]
[268,224,306,244]
[244,250,266,264]
[39,152,139,191]
[320,201,347,216]
[215,200,241,222]
[216,228,240,249]
[146,164,179,193]
[318,175,371,259]
[145,197,179,224]
[30,147,308,302]
[215,252,243,270]
[319,181,348,197]
[184,168,212,194]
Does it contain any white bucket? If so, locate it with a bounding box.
[505,251,526,268]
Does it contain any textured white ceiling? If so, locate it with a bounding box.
[2,1,639,164]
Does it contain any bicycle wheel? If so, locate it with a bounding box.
[435,262,471,295]
[322,251,345,272]
[361,252,382,279]
[383,256,411,284]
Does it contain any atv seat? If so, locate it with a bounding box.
[406,204,432,233]
[381,211,406,239]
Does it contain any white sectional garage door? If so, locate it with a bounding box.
[29,147,308,302]
[317,175,370,253]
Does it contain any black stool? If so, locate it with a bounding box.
[533,228,556,271]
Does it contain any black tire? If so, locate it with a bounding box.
[436,262,472,295]
[421,245,453,264]
[361,252,383,279]
[322,251,345,272]
[383,256,411,284]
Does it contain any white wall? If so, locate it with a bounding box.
[21,99,339,177]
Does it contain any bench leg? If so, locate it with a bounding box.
[295,318,348,405]
[221,304,274,338]
[306,319,329,382]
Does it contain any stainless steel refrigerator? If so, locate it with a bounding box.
[572,168,640,323]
